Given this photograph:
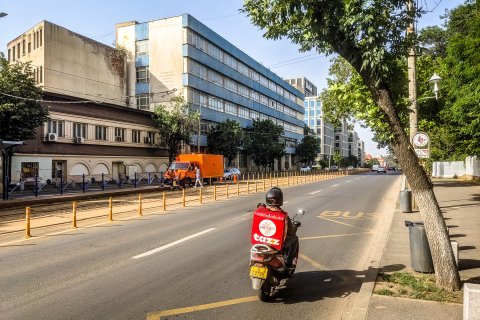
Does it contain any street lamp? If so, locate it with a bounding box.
[0,12,7,18]
[429,73,442,100]
[328,140,334,168]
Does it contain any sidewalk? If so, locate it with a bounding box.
[363,179,480,320]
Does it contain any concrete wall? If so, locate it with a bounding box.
[41,21,127,106]
[431,158,480,179]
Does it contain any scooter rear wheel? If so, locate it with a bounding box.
[257,281,272,302]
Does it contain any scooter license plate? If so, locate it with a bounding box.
[249,266,268,279]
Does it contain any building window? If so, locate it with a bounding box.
[47,119,64,137]
[95,126,107,140]
[12,47,15,61]
[21,162,39,179]
[136,94,150,110]
[39,29,42,46]
[39,66,43,83]
[146,131,155,144]
[115,128,125,142]
[209,98,223,112]
[136,67,149,83]
[132,130,141,143]
[22,39,25,55]
[7,49,10,61]
[136,40,149,56]
[224,101,237,116]
[73,122,87,138]
[28,34,31,53]
[17,43,20,58]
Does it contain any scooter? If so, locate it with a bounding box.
[249,209,305,301]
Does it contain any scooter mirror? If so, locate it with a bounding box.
[297,209,305,215]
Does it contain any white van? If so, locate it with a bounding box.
[372,164,379,172]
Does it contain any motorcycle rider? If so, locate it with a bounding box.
[259,187,299,269]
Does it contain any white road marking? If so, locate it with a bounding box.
[132,228,216,259]
[346,180,352,183]
[309,189,323,195]
[331,184,339,187]
[283,201,289,204]
[355,178,360,180]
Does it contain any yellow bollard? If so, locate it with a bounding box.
[138,194,143,216]
[263,179,266,191]
[226,184,229,198]
[163,191,166,211]
[72,201,77,229]
[199,187,203,204]
[214,186,217,201]
[237,182,240,196]
[247,181,250,194]
[277,177,279,187]
[288,176,290,186]
[270,177,273,188]
[255,181,258,193]
[25,207,31,239]
[108,197,113,221]
[182,189,186,207]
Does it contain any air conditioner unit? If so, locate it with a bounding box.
[144,137,152,144]
[115,136,123,142]
[46,132,58,142]
[74,136,85,144]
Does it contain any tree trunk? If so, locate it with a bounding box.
[374,86,461,291]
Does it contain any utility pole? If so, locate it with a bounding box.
[407,0,418,144]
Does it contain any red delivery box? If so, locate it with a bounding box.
[251,207,286,251]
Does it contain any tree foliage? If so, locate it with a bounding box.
[244,119,284,170]
[207,119,243,167]
[0,55,48,141]
[153,96,199,164]
[295,126,320,164]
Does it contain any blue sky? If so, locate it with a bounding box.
[0,0,465,155]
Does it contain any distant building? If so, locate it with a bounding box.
[285,77,318,97]
[334,120,349,158]
[357,140,365,166]
[303,96,334,161]
[116,14,305,170]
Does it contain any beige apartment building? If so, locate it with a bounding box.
[6,21,168,183]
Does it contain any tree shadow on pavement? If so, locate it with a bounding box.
[270,264,405,304]
[459,259,480,271]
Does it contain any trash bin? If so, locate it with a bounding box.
[400,189,412,213]
[405,221,434,273]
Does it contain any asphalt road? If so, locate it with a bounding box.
[0,171,402,320]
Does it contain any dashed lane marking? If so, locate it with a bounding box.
[132,228,216,259]
[331,184,340,187]
[346,180,352,183]
[309,189,323,195]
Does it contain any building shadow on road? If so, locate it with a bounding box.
[269,264,405,304]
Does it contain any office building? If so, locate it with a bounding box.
[303,96,334,161]
[285,77,317,97]
[116,14,305,170]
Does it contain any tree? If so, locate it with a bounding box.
[244,119,284,171]
[243,0,460,290]
[153,96,199,164]
[0,54,48,141]
[296,126,320,164]
[332,152,342,166]
[207,119,243,167]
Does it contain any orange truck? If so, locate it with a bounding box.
[164,154,224,188]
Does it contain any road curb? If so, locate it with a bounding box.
[348,179,402,320]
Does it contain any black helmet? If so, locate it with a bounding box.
[266,187,283,206]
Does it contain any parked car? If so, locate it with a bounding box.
[329,165,338,171]
[377,166,387,173]
[300,166,311,173]
[388,166,396,171]
[223,168,241,180]
[372,164,379,172]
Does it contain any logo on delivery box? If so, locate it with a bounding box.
[251,208,285,250]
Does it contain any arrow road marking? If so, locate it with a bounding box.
[132,228,216,259]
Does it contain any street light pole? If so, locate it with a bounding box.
[328,140,334,168]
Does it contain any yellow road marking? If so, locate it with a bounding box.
[300,232,372,241]
[146,296,258,320]
[299,252,328,270]
[317,216,372,232]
